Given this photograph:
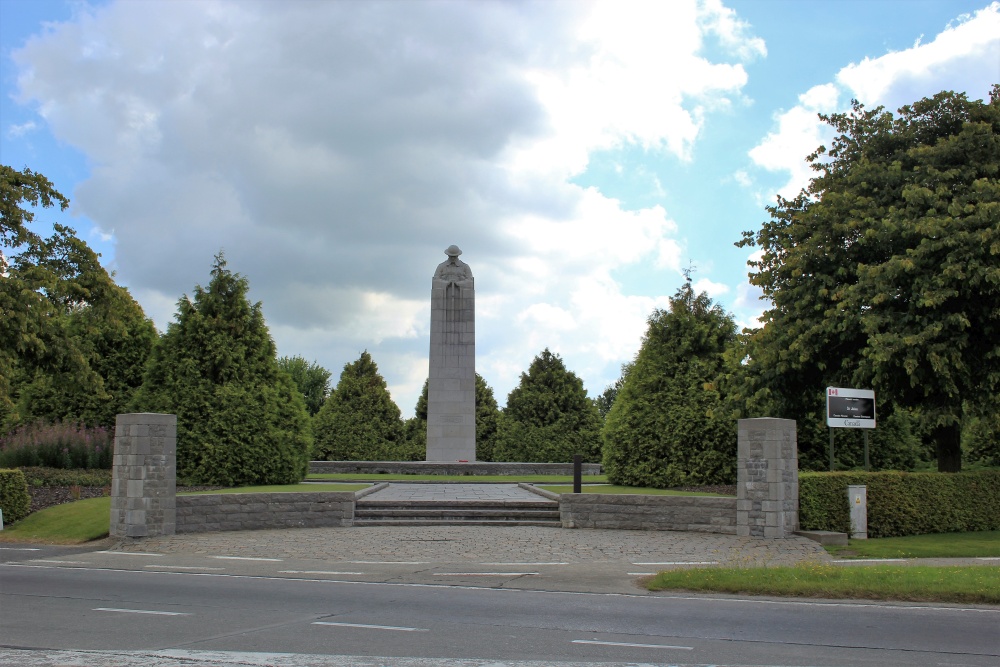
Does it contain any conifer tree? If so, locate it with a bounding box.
[313,351,406,460]
[131,254,311,485]
[602,283,738,487]
[493,349,602,462]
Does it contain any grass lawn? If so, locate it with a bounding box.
[0,496,111,544]
[307,473,609,483]
[538,485,731,496]
[644,562,1000,604]
[826,531,1000,559]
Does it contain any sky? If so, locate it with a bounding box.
[2,0,998,418]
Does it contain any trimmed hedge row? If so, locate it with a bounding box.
[800,470,1000,538]
[0,468,32,524]
[18,466,113,488]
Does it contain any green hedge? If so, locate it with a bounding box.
[17,466,113,488]
[0,468,32,524]
[800,470,1000,538]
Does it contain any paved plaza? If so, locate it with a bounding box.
[100,482,831,592]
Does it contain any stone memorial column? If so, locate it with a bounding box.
[737,417,798,538]
[110,413,177,538]
[426,245,476,461]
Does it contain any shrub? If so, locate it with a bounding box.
[799,470,1000,537]
[313,352,408,461]
[0,420,113,469]
[0,468,31,524]
[603,284,738,487]
[18,466,113,488]
[493,349,602,463]
[130,254,312,486]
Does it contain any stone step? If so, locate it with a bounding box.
[354,508,560,519]
[357,500,558,510]
[353,519,563,527]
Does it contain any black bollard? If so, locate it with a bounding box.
[573,454,582,494]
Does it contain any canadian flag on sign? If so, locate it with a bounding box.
[829,388,838,396]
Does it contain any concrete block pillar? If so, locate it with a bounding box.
[110,413,177,538]
[737,418,798,538]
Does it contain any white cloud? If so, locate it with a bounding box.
[693,278,730,297]
[6,120,37,137]
[748,84,839,198]
[747,3,999,202]
[837,3,1000,109]
[10,0,765,414]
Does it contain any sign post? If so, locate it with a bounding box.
[826,387,876,471]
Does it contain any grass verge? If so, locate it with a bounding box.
[644,563,1000,604]
[538,485,730,496]
[826,531,1000,559]
[0,496,111,544]
[307,473,608,483]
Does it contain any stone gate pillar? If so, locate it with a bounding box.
[737,418,798,538]
[110,413,177,538]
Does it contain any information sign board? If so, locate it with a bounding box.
[826,387,876,428]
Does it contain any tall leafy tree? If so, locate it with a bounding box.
[492,349,602,463]
[602,283,738,487]
[1,165,155,429]
[131,254,311,485]
[738,88,1000,471]
[278,355,332,416]
[313,351,407,461]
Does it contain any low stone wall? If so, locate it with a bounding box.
[310,461,603,476]
[560,494,737,533]
[176,492,355,533]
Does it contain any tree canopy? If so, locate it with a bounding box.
[492,349,602,463]
[312,351,408,461]
[131,254,311,485]
[278,355,332,416]
[1,165,155,430]
[737,88,1000,471]
[602,283,738,487]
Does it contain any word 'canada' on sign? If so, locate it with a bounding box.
[826,387,876,429]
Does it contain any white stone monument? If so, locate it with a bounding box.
[426,245,476,461]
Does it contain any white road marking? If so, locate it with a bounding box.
[95,551,162,557]
[94,607,189,616]
[632,561,718,566]
[976,557,1000,561]
[348,560,427,564]
[211,556,283,562]
[628,572,657,576]
[8,563,998,614]
[312,621,428,632]
[572,639,693,650]
[835,558,908,563]
[0,547,40,551]
[481,562,568,566]
[145,565,224,571]
[433,572,538,576]
[31,560,87,564]
[280,570,366,575]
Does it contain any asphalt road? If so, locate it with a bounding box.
[2,559,998,667]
